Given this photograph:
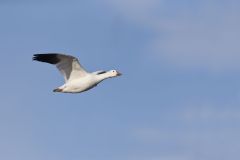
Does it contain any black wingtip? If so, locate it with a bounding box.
[32,54,60,64]
[32,54,38,61]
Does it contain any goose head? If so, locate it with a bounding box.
[108,70,122,77]
[95,70,122,78]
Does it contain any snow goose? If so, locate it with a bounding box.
[33,53,122,93]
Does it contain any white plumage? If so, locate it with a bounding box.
[33,53,121,93]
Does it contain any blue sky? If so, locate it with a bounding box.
[0,0,240,160]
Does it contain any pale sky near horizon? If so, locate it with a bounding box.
[0,0,240,160]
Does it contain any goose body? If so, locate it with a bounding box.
[33,53,121,93]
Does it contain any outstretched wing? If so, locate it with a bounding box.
[33,53,88,82]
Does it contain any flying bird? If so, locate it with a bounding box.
[33,53,122,93]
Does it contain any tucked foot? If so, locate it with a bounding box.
[53,88,63,92]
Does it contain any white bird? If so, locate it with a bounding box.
[33,53,122,93]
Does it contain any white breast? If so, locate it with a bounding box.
[62,75,98,93]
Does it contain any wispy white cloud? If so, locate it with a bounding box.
[130,127,240,160]
[126,154,189,160]
[151,4,240,71]
[103,0,163,24]
[104,0,240,71]
[182,104,240,121]
[129,102,240,160]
